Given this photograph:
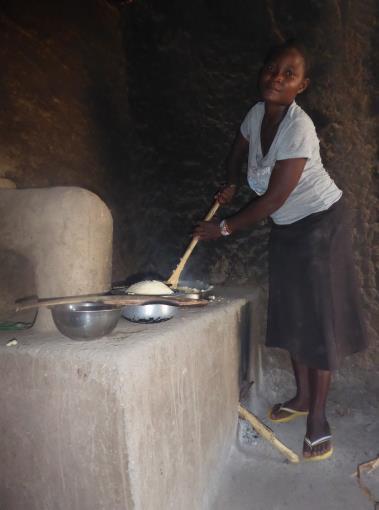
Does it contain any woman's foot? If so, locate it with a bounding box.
[269,396,309,422]
[303,416,333,461]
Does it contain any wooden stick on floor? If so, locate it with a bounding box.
[238,404,300,464]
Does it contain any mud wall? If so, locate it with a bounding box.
[0,0,377,367]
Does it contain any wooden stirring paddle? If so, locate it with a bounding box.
[14,294,209,312]
[166,200,220,289]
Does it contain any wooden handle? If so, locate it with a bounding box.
[15,294,107,312]
[203,201,221,221]
[238,404,300,463]
[101,296,209,307]
[15,294,209,311]
[167,200,221,288]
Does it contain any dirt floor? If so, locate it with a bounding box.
[212,387,379,510]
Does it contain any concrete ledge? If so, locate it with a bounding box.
[0,298,245,510]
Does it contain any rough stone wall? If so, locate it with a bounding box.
[0,0,130,270]
[119,0,378,369]
[0,0,377,367]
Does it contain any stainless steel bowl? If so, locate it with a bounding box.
[51,302,123,340]
[122,303,178,323]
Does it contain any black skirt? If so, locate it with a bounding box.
[266,198,368,370]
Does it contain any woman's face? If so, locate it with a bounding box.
[259,48,309,106]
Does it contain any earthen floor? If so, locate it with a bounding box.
[212,389,379,510]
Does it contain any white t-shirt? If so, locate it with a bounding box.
[240,101,342,225]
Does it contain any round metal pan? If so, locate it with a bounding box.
[173,280,214,300]
[122,303,179,323]
[111,280,214,300]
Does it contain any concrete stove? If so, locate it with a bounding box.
[0,297,250,510]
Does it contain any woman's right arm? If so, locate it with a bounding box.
[216,132,249,205]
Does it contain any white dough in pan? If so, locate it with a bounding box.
[127,280,174,295]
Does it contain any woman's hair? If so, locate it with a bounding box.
[263,39,311,78]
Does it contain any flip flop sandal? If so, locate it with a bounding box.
[303,435,333,462]
[268,404,309,423]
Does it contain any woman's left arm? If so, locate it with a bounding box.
[194,158,307,240]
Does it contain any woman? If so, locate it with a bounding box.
[194,40,367,461]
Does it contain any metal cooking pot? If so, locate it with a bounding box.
[174,280,214,300]
[122,303,178,323]
[111,279,214,301]
[51,302,122,340]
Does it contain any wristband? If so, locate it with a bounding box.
[220,219,232,236]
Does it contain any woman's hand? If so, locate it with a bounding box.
[193,219,221,241]
[215,184,237,205]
